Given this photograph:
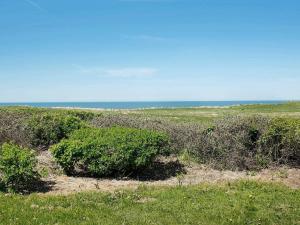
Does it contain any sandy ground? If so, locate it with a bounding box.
[37,152,300,195]
[42,167,300,195]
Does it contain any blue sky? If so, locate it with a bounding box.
[0,0,299,102]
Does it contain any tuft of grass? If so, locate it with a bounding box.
[0,181,299,225]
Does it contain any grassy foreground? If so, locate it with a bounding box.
[0,181,299,225]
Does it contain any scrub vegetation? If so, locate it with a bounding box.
[50,127,169,176]
[0,102,299,224]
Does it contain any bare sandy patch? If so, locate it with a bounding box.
[36,151,300,195]
[39,163,300,195]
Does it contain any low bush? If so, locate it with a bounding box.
[26,113,84,148]
[0,108,92,149]
[90,114,202,154]
[1,107,299,172]
[188,115,271,170]
[260,118,300,166]
[51,127,170,176]
[0,143,40,192]
[189,116,300,170]
[64,110,96,121]
[0,109,32,146]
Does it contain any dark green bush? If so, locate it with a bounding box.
[260,118,300,166]
[0,143,40,192]
[26,113,84,148]
[50,127,170,176]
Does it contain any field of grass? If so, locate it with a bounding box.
[0,181,299,225]
[128,102,300,123]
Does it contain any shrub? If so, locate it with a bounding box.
[188,116,271,170]
[50,127,170,176]
[26,113,84,148]
[260,118,300,166]
[0,108,92,149]
[189,116,300,170]
[0,109,32,147]
[64,110,96,121]
[0,143,39,192]
[90,114,202,154]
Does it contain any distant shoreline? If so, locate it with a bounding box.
[0,100,290,110]
[49,105,233,111]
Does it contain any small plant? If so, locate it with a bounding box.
[39,167,50,178]
[176,172,184,186]
[0,143,40,192]
[246,171,257,176]
[179,149,194,166]
[274,168,289,179]
[51,127,170,177]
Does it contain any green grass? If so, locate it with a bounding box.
[129,102,300,123]
[233,102,300,113]
[0,181,299,225]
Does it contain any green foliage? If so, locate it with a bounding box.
[1,104,300,172]
[62,110,96,121]
[260,118,300,166]
[91,114,203,155]
[51,127,169,176]
[0,143,39,192]
[26,113,84,148]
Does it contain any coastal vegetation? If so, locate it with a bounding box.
[50,127,169,176]
[0,102,299,224]
[0,143,39,192]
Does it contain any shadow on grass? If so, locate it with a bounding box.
[70,159,186,182]
[131,160,186,181]
[30,180,56,194]
[0,180,55,195]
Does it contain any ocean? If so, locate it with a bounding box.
[0,101,287,109]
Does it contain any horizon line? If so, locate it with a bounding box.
[0,100,296,104]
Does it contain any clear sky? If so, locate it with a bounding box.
[0,0,299,102]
